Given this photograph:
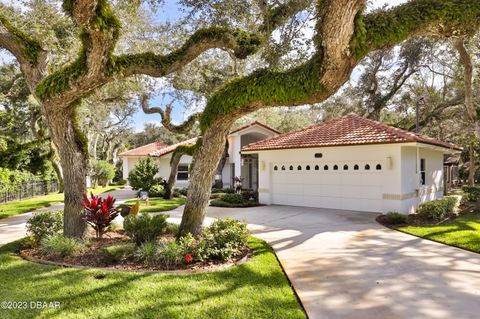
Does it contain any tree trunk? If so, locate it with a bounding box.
[52,159,64,193]
[45,105,88,238]
[469,143,476,186]
[164,152,182,200]
[179,121,234,236]
[213,140,229,189]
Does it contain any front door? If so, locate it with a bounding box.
[241,155,258,190]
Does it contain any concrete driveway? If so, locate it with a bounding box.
[167,205,480,319]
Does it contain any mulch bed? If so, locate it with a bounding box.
[20,230,252,273]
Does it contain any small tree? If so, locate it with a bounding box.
[92,160,115,187]
[128,157,161,192]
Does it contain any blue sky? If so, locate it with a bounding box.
[1,0,408,131]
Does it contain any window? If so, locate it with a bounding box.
[306,165,311,170]
[333,165,338,170]
[354,164,359,170]
[289,165,293,170]
[365,164,370,170]
[376,164,382,170]
[281,165,285,171]
[420,158,426,185]
[177,164,189,180]
[324,165,329,170]
[314,153,323,158]
[343,164,348,170]
[315,165,320,170]
[297,165,302,170]
[274,165,278,171]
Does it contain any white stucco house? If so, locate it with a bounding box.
[119,121,281,189]
[242,114,460,214]
[120,114,460,214]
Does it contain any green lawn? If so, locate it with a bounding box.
[0,237,305,319]
[0,186,124,220]
[125,197,185,213]
[398,213,480,253]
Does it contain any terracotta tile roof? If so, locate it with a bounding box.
[242,114,461,152]
[119,138,197,157]
[150,137,198,157]
[118,141,169,156]
[230,120,281,135]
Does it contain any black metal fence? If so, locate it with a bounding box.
[0,179,59,204]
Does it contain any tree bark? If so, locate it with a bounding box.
[213,140,229,189]
[469,143,476,186]
[51,157,64,193]
[44,104,88,238]
[164,152,182,200]
[179,120,235,236]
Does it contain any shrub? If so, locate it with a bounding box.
[219,193,244,204]
[136,241,158,266]
[417,196,458,221]
[27,211,63,244]
[124,213,168,245]
[165,222,180,236]
[101,243,136,263]
[39,235,84,258]
[384,212,407,225]
[82,193,119,238]
[92,160,115,187]
[175,187,188,196]
[178,233,198,264]
[148,184,164,197]
[128,157,162,192]
[198,218,248,261]
[156,240,183,269]
[117,179,127,186]
[462,186,480,202]
[241,189,258,202]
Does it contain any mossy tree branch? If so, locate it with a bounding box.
[139,95,199,134]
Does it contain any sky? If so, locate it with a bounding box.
[1,0,409,131]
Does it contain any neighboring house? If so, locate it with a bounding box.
[242,114,461,214]
[119,121,280,189]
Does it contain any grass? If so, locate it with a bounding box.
[0,186,124,220]
[125,197,185,213]
[398,213,480,253]
[0,237,305,319]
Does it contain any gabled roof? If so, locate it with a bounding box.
[242,114,461,152]
[119,138,197,157]
[118,141,169,157]
[229,120,281,135]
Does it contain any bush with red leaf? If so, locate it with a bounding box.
[82,193,119,238]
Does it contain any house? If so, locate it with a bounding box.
[119,121,280,189]
[242,114,461,214]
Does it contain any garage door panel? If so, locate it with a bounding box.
[271,165,383,212]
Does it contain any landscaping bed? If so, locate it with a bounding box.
[377,187,480,253]
[0,237,305,319]
[20,229,252,272]
[210,192,261,208]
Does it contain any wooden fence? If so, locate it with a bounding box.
[0,179,59,204]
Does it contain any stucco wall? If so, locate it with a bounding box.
[250,143,446,214]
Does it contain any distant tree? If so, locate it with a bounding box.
[91,160,115,187]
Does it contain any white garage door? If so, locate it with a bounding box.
[271,162,383,212]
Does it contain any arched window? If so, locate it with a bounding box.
[343,164,348,170]
[297,165,302,170]
[306,165,311,170]
[324,165,329,170]
[315,165,320,170]
[333,165,338,170]
[281,165,285,171]
[354,164,359,170]
[274,165,278,171]
[365,164,370,170]
[376,164,382,170]
[289,165,294,171]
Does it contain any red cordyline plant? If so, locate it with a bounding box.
[82,193,119,239]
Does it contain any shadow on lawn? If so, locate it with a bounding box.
[0,239,305,319]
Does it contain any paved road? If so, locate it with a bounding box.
[0,188,137,245]
[167,205,480,319]
[2,194,480,319]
